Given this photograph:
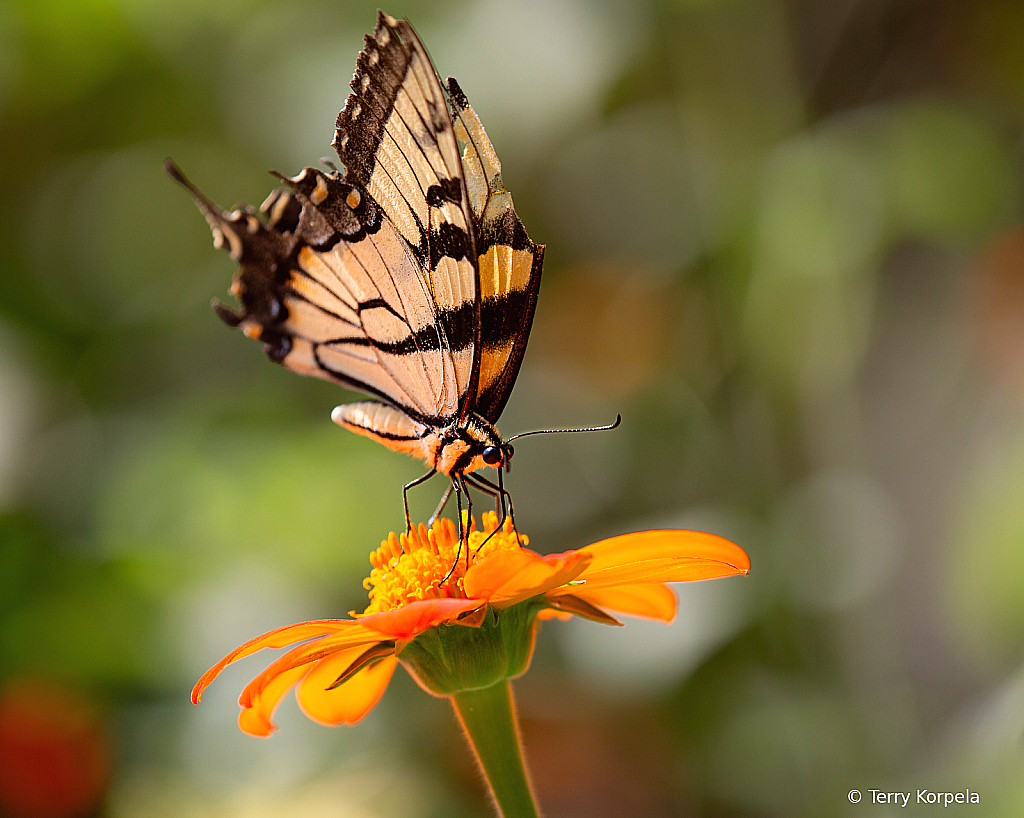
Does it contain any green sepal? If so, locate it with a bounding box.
[398,598,545,696]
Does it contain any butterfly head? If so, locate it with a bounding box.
[481,442,513,472]
[435,414,512,477]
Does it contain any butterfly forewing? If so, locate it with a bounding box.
[334,12,479,421]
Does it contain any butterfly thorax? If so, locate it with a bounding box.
[430,413,508,477]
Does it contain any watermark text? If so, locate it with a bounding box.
[847,789,980,807]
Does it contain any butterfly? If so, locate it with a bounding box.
[166,11,544,536]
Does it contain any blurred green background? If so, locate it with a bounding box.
[2,0,1024,815]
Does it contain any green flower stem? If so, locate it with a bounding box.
[450,680,541,818]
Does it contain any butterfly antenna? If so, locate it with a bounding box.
[506,414,621,443]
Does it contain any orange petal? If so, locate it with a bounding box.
[297,649,399,726]
[551,582,678,622]
[237,662,311,738]
[574,530,749,587]
[464,548,590,606]
[236,631,384,713]
[192,620,379,704]
[357,598,483,639]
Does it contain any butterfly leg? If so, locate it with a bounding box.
[403,469,437,533]
[464,471,521,548]
[427,483,454,527]
[496,465,520,544]
[456,474,474,553]
[439,474,473,585]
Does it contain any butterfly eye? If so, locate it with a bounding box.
[482,446,502,466]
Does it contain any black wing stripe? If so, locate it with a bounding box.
[359,296,406,321]
[286,286,359,331]
[347,206,454,415]
[349,207,451,408]
[305,242,443,417]
[480,287,538,352]
[290,268,360,324]
[322,300,475,354]
[308,345,435,424]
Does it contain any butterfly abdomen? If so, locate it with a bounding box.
[332,401,432,462]
[332,401,502,478]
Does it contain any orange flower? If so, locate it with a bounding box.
[193,513,749,737]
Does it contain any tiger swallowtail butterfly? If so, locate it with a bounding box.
[166,11,543,534]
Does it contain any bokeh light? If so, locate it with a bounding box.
[2,0,1024,815]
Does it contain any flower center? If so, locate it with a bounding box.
[362,512,526,614]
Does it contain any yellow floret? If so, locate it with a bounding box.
[362,513,526,614]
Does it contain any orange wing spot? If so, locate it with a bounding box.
[243,324,263,340]
[346,189,361,209]
[311,177,329,205]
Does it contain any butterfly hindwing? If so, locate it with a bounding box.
[173,161,461,424]
[280,168,462,422]
[446,78,544,423]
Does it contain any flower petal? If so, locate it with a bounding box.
[192,620,380,704]
[574,530,749,587]
[236,632,385,715]
[297,649,399,726]
[357,597,483,639]
[464,548,590,606]
[552,582,678,622]
[237,662,311,738]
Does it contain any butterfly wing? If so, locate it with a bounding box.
[446,78,544,423]
[168,160,459,425]
[171,14,541,440]
[171,12,485,430]
[334,11,480,424]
